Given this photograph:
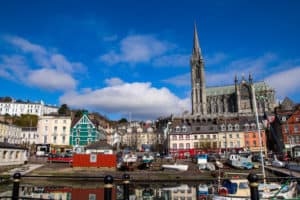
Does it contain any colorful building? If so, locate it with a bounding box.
[70,111,105,153]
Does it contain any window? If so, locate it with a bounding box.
[253,133,256,138]
[253,141,257,147]
[76,138,80,145]
[196,127,200,131]
[173,143,177,149]
[284,125,289,133]
[294,125,299,133]
[186,143,190,149]
[213,135,216,139]
[246,141,249,146]
[221,124,226,131]
[237,141,240,147]
[236,134,240,138]
[53,136,57,143]
[182,126,187,132]
[62,136,65,144]
[87,138,91,144]
[235,124,240,131]
[207,135,210,139]
[54,126,57,132]
[44,136,47,143]
[194,135,197,140]
[63,120,66,124]
[185,135,190,140]
[88,129,92,136]
[244,124,249,131]
[44,126,48,131]
[179,135,183,140]
[76,129,80,136]
[63,126,66,133]
[228,124,232,131]
[200,135,204,139]
[172,135,177,140]
[55,120,58,124]
[176,126,180,132]
[230,142,233,147]
[194,142,198,148]
[229,134,232,138]
[179,143,184,149]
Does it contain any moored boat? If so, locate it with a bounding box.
[161,163,188,171]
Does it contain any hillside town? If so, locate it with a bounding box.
[1,22,300,199]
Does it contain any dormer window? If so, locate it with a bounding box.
[282,116,286,122]
[244,124,249,131]
[234,124,239,131]
[221,124,226,131]
[176,126,181,132]
[182,126,187,132]
[228,124,233,131]
[251,123,256,130]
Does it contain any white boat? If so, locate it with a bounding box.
[271,155,285,168]
[196,154,208,169]
[227,154,253,169]
[142,153,154,164]
[215,161,224,169]
[206,162,216,171]
[161,163,188,171]
[122,153,137,163]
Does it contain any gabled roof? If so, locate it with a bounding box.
[280,97,295,111]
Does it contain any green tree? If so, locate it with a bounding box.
[118,118,128,123]
[58,104,70,115]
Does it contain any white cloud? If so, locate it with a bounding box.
[60,80,190,119]
[265,66,300,99]
[104,77,124,86]
[100,34,173,65]
[1,36,84,91]
[27,69,76,91]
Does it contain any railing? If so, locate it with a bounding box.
[3,172,300,200]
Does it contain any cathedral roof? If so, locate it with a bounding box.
[206,81,272,96]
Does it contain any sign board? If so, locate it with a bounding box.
[90,154,97,163]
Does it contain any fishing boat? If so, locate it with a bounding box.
[214,179,250,200]
[206,162,216,171]
[161,163,188,171]
[198,184,209,198]
[227,154,253,169]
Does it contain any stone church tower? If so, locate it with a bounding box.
[190,24,276,118]
[191,24,207,115]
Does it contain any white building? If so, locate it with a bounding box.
[0,122,22,144]
[0,100,58,116]
[21,127,38,145]
[0,142,28,166]
[37,115,72,149]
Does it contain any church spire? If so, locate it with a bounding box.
[192,23,203,59]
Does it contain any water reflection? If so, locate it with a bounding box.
[0,180,299,200]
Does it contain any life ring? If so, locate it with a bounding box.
[218,187,228,196]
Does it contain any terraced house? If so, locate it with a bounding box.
[70,111,105,153]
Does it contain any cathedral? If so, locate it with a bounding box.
[190,24,276,119]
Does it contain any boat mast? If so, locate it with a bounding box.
[252,87,266,184]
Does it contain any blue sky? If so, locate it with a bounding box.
[0,0,300,120]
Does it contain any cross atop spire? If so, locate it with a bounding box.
[192,22,203,59]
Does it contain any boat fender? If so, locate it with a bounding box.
[218,187,228,196]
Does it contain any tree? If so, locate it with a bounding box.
[118,118,128,123]
[58,104,70,115]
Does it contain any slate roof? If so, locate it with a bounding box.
[206,81,272,96]
[0,142,26,150]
